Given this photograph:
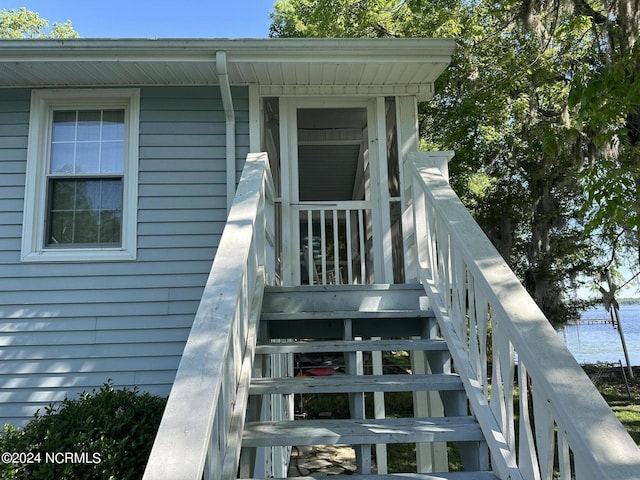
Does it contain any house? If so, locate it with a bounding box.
[1,38,639,480]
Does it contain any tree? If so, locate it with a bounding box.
[0,7,78,39]
[270,0,600,324]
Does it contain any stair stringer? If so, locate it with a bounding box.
[419,273,524,480]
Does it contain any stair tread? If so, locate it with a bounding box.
[242,416,483,447]
[255,338,447,354]
[262,284,428,313]
[238,472,499,480]
[261,310,432,321]
[249,373,463,395]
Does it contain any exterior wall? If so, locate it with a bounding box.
[0,85,250,427]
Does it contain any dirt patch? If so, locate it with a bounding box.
[288,445,357,477]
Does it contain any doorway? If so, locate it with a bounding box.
[278,98,392,286]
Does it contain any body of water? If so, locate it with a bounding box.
[558,304,640,366]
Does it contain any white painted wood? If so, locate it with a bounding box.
[282,97,400,285]
[260,310,432,321]
[261,283,430,312]
[371,335,388,474]
[238,473,499,480]
[291,202,373,285]
[404,152,640,480]
[279,97,295,286]
[375,96,394,282]
[242,416,483,448]
[249,374,463,395]
[254,338,448,354]
[142,152,275,480]
[397,96,419,283]
[220,270,264,479]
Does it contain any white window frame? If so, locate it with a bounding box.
[21,88,140,262]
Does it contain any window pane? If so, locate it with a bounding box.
[52,111,77,142]
[100,179,123,210]
[102,110,125,140]
[74,179,101,210]
[75,142,100,173]
[49,180,76,210]
[74,211,100,243]
[50,143,75,173]
[48,211,74,245]
[101,141,124,173]
[99,210,121,243]
[46,178,122,247]
[76,110,101,141]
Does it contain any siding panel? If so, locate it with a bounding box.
[0,85,250,427]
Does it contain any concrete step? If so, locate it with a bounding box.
[255,338,448,355]
[249,373,463,395]
[242,416,484,448]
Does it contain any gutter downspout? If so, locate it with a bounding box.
[216,50,236,212]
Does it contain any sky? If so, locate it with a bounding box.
[4,0,277,38]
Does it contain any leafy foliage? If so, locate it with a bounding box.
[0,7,78,38]
[270,0,606,323]
[0,384,166,480]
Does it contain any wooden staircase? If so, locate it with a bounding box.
[237,284,499,479]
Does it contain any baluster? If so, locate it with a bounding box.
[320,210,327,284]
[413,177,429,273]
[333,209,340,284]
[358,209,366,282]
[558,431,572,480]
[307,209,314,284]
[453,250,467,343]
[477,295,490,394]
[532,381,556,480]
[490,321,516,452]
[503,333,516,453]
[467,273,481,379]
[518,362,541,480]
[346,209,353,284]
[436,217,451,308]
[424,201,437,284]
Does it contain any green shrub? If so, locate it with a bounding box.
[0,383,166,480]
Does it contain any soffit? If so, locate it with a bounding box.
[0,38,455,93]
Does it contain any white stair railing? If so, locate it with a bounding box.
[404,151,640,480]
[143,152,275,480]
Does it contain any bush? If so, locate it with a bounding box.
[0,383,166,480]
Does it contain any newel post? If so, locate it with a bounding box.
[401,151,455,282]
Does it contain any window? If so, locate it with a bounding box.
[22,89,140,262]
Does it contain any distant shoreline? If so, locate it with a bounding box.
[585,298,640,306]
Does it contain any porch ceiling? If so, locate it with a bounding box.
[0,38,455,96]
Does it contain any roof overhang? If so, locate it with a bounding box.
[0,38,455,98]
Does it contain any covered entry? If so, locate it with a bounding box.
[271,97,401,286]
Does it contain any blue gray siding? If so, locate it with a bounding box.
[0,86,250,426]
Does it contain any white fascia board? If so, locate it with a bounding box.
[0,38,455,64]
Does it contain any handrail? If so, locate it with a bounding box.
[404,151,640,480]
[143,152,275,480]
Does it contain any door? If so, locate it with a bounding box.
[279,98,393,286]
